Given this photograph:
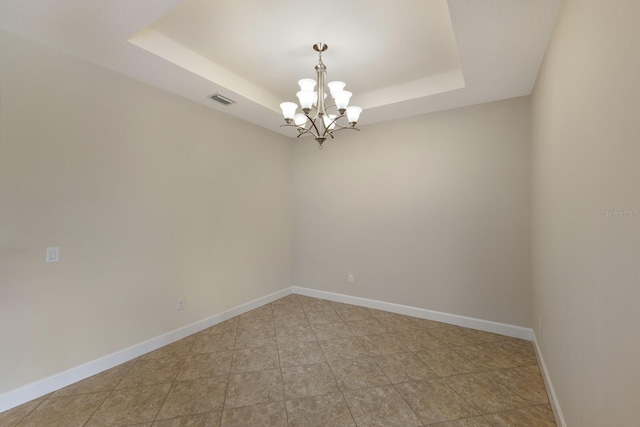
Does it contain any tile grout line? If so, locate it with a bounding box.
[219,316,241,423]
[268,302,291,427]
[13,396,48,427]
[312,305,360,427]
[151,335,198,424]
[81,355,139,427]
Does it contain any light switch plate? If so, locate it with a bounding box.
[46,247,60,263]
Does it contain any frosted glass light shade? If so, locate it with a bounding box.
[334,91,352,110]
[346,106,362,124]
[296,91,315,109]
[298,78,316,91]
[294,113,307,127]
[280,102,297,119]
[327,81,345,98]
[323,114,337,130]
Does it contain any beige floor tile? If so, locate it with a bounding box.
[343,385,422,426]
[334,306,374,322]
[199,318,239,335]
[454,343,521,370]
[221,401,287,427]
[345,319,389,336]
[328,301,355,310]
[234,329,277,349]
[488,365,549,404]
[376,316,420,332]
[281,362,339,399]
[18,392,108,427]
[224,369,284,409]
[51,360,136,397]
[394,330,445,352]
[329,357,391,391]
[428,416,493,426]
[366,308,400,319]
[311,321,355,340]
[286,393,356,427]
[301,299,335,313]
[444,372,529,413]
[237,318,275,334]
[0,398,43,426]
[117,357,183,389]
[156,377,227,420]
[306,309,341,324]
[239,305,273,320]
[275,324,317,345]
[140,336,196,360]
[153,411,221,426]
[231,346,279,372]
[461,328,511,343]
[271,301,304,313]
[416,348,479,377]
[191,333,236,354]
[176,351,233,381]
[86,384,171,426]
[319,337,368,360]
[273,310,308,328]
[374,352,437,383]
[425,326,483,347]
[278,341,326,367]
[395,378,478,425]
[482,403,557,427]
[295,295,322,305]
[404,317,448,330]
[358,333,408,356]
[271,294,301,305]
[492,339,538,366]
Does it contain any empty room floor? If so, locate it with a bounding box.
[1,294,557,426]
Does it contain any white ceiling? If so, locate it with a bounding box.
[0,0,560,137]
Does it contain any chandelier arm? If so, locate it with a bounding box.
[280,123,322,140]
[327,126,361,135]
[304,112,324,138]
[326,114,341,128]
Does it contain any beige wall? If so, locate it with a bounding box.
[0,29,294,394]
[293,97,532,327]
[531,0,640,425]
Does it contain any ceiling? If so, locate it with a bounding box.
[0,0,560,137]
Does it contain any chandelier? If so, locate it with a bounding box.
[279,42,362,149]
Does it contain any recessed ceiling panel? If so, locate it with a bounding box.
[142,0,463,109]
[0,0,561,136]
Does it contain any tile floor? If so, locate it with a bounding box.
[0,295,557,426]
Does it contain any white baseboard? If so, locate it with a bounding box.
[0,287,292,413]
[293,286,533,341]
[531,332,566,427]
[1,285,548,415]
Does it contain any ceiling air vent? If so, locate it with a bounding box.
[209,93,236,106]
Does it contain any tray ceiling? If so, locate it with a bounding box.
[0,0,560,136]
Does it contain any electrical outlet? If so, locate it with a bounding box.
[348,274,354,284]
[177,298,186,311]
